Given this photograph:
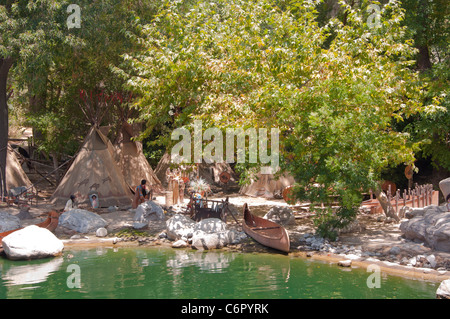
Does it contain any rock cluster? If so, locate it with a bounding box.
[399,205,450,253]
[165,214,247,250]
[296,232,450,270]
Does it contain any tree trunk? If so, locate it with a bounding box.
[0,57,14,197]
[51,151,60,182]
[373,186,400,222]
[417,45,432,71]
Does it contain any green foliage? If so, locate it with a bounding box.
[314,206,358,241]
[26,111,82,156]
[121,0,424,237]
[2,0,161,158]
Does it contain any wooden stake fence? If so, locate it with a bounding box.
[363,184,439,214]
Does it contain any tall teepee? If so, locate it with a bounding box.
[114,122,163,193]
[51,127,133,207]
[5,144,32,190]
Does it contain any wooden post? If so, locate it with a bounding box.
[395,189,399,213]
[411,189,415,208]
[403,189,407,207]
[387,185,392,204]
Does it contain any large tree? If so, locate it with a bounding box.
[1,1,161,189]
[0,0,73,195]
[121,0,427,237]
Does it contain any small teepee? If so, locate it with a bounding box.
[239,171,295,199]
[51,127,133,207]
[5,144,32,190]
[114,122,163,194]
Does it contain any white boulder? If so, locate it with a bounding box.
[96,227,108,237]
[191,232,228,250]
[172,239,188,248]
[436,279,450,299]
[191,218,234,250]
[2,225,64,260]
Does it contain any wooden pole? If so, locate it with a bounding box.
[403,189,407,207]
[395,189,399,213]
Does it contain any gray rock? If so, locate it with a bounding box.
[338,260,352,267]
[96,227,108,237]
[2,225,64,260]
[405,207,425,219]
[389,246,401,255]
[439,177,450,202]
[59,209,108,233]
[0,211,21,232]
[263,206,296,225]
[166,214,196,240]
[228,230,248,244]
[132,222,148,230]
[134,201,165,223]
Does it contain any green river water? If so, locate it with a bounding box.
[0,247,439,299]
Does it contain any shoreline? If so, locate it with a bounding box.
[60,235,450,284]
[2,195,450,285]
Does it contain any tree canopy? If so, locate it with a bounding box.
[118,0,439,237]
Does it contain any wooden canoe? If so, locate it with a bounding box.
[0,211,60,251]
[242,203,290,253]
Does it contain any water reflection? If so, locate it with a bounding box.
[2,257,63,286]
[167,250,236,273]
[0,248,439,299]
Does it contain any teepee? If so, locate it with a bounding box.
[114,122,163,194]
[5,144,32,190]
[240,171,295,199]
[51,127,133,207]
